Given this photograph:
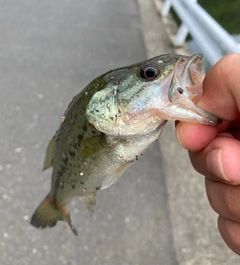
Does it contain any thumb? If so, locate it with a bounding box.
[176,54,240,152]
[197,53,240,121]
[189,133,240,184]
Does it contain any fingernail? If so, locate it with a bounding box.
[206,149,228,181]
[175,122,187,149]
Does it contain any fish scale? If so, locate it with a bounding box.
[30,54,220,235]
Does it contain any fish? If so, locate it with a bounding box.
[30,53,220,235]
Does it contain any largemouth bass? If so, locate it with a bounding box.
[30,54,219,235]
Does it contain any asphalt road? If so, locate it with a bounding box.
[0,1,176,264]
[0,0,239,264]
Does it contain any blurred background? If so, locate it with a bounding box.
[0,0,239,264]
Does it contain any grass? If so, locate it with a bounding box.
[170,0,240,35]
[198,0,240,34]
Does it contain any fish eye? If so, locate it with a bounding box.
[139,62,160,80]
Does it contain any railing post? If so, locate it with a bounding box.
[159,0,240,65]
[174,24,189,46]
[161,0,171,16]
[172,0,197,46]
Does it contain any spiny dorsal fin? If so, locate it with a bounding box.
[42,132,57,171]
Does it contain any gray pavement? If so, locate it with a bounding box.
[0,0,239,264]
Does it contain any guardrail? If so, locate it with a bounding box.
[159,0,240,65]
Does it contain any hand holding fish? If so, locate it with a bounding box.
[176,54,240,255]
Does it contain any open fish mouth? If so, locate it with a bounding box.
[169,53,204,103]
[167,53,220,125]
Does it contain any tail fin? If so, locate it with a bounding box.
[30,193,78,236]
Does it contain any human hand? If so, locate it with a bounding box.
[176,53,240,255]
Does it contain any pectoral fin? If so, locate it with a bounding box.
[42,132,57,171]
[79,135,107,157]
[80,193,97,213]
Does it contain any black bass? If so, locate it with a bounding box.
[30,54,219,235]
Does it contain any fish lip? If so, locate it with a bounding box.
[171,98,221,125]
[182,53,203,91]
[167,53,221,125]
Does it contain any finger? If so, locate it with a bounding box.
[198,53,240,120]
[175,118,230,152]
[205,178,240,222]
[176,54,240,151]
[175,122,218,151]
[189,135,240,184]
[218,216,240,255]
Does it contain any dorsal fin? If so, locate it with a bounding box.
[42,132,57,171]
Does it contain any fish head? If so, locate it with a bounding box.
[86,53,219,137]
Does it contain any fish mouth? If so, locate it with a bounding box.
[167,53,220,125]
[169,53,204,102]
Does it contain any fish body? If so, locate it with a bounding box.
[31,54,219,235]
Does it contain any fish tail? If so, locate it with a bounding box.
[30,193,78,236]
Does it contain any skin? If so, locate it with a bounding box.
[175,53,240,255]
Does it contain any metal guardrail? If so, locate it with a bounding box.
[160,0,240,65]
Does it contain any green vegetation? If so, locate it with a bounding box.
[198,0,240,34]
